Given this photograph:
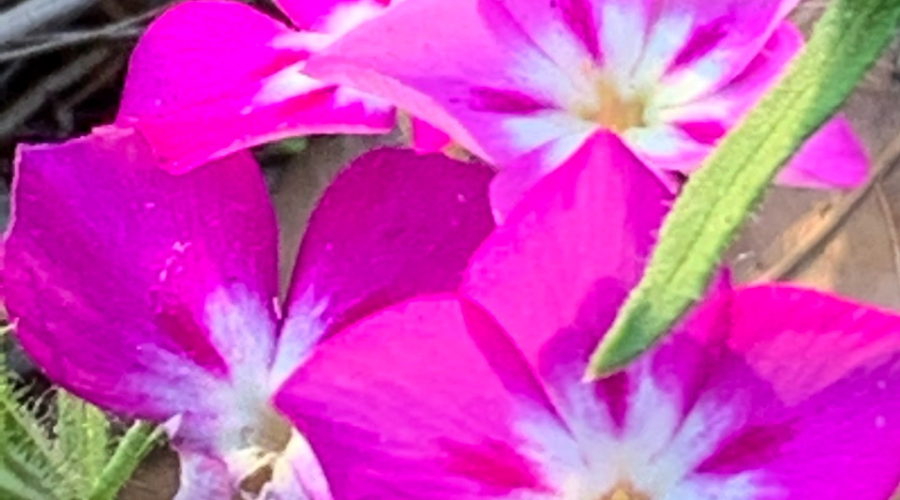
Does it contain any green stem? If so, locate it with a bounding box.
[587,0,900,377]
[87,421,161,500]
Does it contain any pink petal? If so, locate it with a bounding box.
[479,0,600,68]
[272,149,495,382]
[174,453,233,500]
[664,22,804,129]
[649,23,868,189]
[465,132,671,378]
[775,115,869,189]
[305,0,584,164]
[118,0,392,173]
[278,273,900,497]
[409,117,452,153]
[645,21,802,175]
[3,127,279,435]
[275,0,389,34]
[275,296,571,498]
[653,0,802,105]
[533,284,900,497]
[665,285,900,498]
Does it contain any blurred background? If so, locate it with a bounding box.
[0,0,898,497]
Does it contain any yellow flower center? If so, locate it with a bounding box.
[237,407,294,495]
[573,76,647,133]
[600,482,651,500]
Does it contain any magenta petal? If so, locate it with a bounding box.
[305,0,578,163]
[663,21,802,138]
[538,284,900,497]
[173,453,233,500]
[656,22,803,174]
[656,0,802,103]
[776,115,869,189]
[479,0,600,66]
[118,0,392,172]
[273,149,495,380]
[3,127,279,425]
[275,296,571,498]
[410,117,452,153]
[465,133,671,375]
[275,0,389,33]
[665,285,900,498]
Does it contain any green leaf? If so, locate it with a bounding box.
[53,392,111,497]
[87,421,162,500]
[0,327,159,500]
[0,333,63,500]
[588,0,900,376]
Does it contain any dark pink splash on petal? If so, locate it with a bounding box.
[670,14,734,70]
[441,438,547,491]
[468,87,554,114]
[676,120,727,145]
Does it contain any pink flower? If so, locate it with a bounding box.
[306,0,870,215]
[276,134,900,499]
[116,0,447,173]
[2,127,494,498]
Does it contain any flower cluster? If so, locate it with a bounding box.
[3,0,900,499]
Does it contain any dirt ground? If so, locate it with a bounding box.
[0,0,899,498]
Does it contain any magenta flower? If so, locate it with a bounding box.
[306,0,870,214]
[2,127,494,497]
[276,134,900,499]
[115,0,440,173]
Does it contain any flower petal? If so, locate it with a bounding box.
[305,0,584,164]
[409,117,452,153]
[659,22,804,130]
[464,132,670,378]
[775,115,869,189]
[479,0,600,69]
[174,453,233,500]
[651,0,802,105]
[529,284,900,498]
[662,285,900,498]
[275,296,575,499]
[118,0,392,173]
[271,149,495,383]
[489,128,614,221]
[651,21,804,173]
[645,22,868,189]
[275,0,389,34]
[3,127,278,440]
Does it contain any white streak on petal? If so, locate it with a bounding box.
[331,86,393,115]
[667,473,778,499]
[656,55,730,107]
[270,287,329,388]
[204,286,277,387]
[632,13,694,89]
[251,65,331,108]
[600,1,648,86]
[320,0,387,37]
[500,111,596,159]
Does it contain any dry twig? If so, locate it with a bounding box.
[0,48,110,138]
[874,182,900,293]
[0,0,98,45]
[755,131,900,281]
[0,4,169,63]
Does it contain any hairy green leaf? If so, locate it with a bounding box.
[87,421,162,500]
[0,328,158,500]
[588,0,900,376]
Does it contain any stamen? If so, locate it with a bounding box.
[600,482,651,500]
[234,406,295,496]
[573,76,647,133]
